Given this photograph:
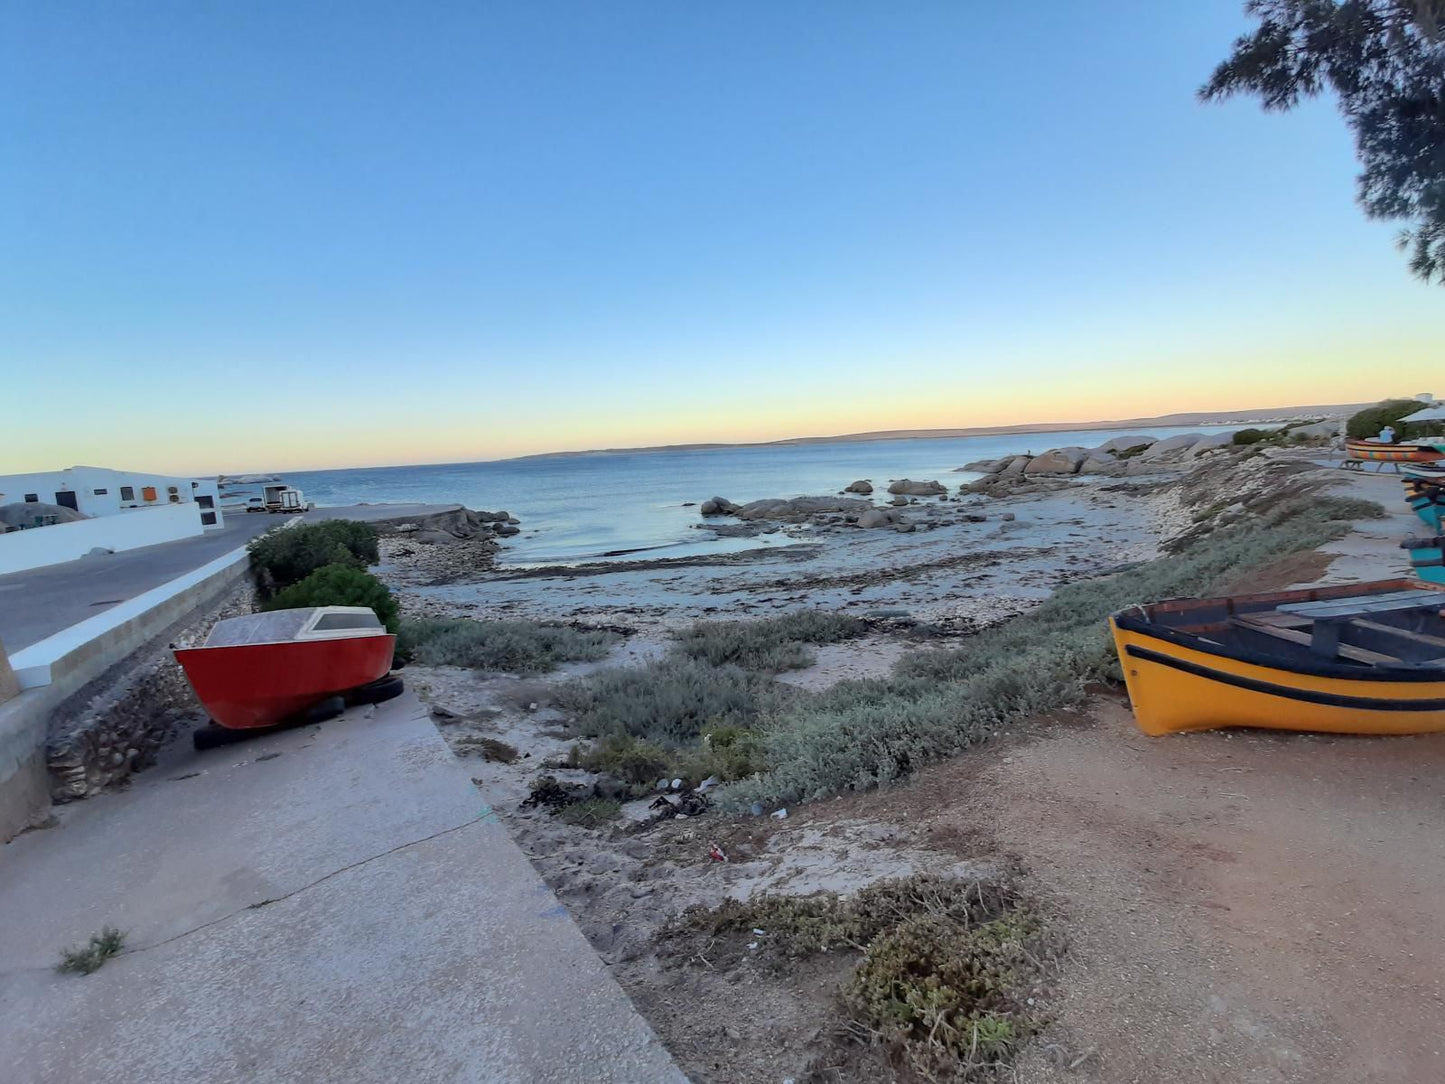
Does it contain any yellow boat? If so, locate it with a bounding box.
[1109,579,1445,736]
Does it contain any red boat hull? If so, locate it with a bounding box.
[174,635,396,730]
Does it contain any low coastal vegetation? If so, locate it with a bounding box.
[666,874,1052,1081]
[396,617,618,674]
[559,657,783,745]
[553,611,865,784]
[674,610,866,671]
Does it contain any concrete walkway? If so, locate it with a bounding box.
[0,695,685,1083]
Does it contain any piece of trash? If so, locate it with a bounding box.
[656,778,669,791]
[771,808,788,820]
[752,928,765,935]
[707,845,727,862]
[749,803,764,816]
[697,775,720,793]
[676,790,708,817]
[670,778,682,790]
[527,702,538,711]
[747,942,759,950]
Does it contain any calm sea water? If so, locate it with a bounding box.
[280,427,1232,565]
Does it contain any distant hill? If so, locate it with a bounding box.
[509,402,1369,460]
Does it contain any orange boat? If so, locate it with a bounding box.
[1343,438,1445,469]
[175,607,397,731]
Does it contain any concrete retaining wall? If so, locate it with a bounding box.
[0,544,251,842]
[0,503,204,576]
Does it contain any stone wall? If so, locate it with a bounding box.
[46,583,256,801]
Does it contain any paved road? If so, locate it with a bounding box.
[0,505,463,655]
[0,515,277,654]
[0,694,685,1083]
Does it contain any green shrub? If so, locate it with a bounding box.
[557,657,787,745]
[1346,399,1426,440]
[249,521,380,597]
[397,618,617,674]
[262,564,400,633]
[1115,443,1152,459]
[673,610,866,672]
[1232,428,1268,445]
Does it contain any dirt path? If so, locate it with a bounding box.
[861,698,1445,1083]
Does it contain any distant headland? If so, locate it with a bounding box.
[506,402,1365,460]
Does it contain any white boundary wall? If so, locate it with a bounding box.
[0,503,203,575]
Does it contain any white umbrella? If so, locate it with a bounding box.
[1401,405,1445,422]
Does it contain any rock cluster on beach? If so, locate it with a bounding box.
[376,506,523,584]
[374,505,521,544]
[959,432,1234,496]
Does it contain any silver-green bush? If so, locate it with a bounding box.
[398,618,618,674]
[673,610,866,672]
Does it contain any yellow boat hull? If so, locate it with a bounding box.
[1110,618,1445,736]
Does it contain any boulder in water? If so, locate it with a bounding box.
[887,479,946,496]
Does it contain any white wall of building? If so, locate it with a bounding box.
[0,503,204,576]
[0,466,224,529]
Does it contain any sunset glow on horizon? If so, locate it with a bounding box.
[4,3,1442,477]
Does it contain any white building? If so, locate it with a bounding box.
[0,466,223,529]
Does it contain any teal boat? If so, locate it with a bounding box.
[1402,471,1445,531]
[1402,535,1445,585]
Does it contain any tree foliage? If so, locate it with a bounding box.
[1345,396,1430,436]
[261,564,400,633]
[1202,1,1445,282]
[247,520,380,598]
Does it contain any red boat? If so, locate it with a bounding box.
[175,607,397,731]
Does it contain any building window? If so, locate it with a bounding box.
[93,488,108,496]
[23,493,37,502]
[200,511,218,526]
[120,486,135,501]
[192,481,199,488]
[196,495,214,509]
[141,486,157,501]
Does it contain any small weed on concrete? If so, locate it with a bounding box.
[57,926,126,975]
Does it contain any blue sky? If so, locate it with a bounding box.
[3,1,1441,473]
